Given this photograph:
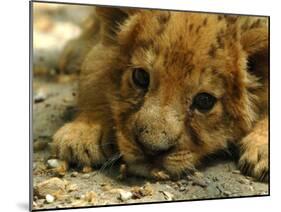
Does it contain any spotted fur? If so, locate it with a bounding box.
[54,7,268,181]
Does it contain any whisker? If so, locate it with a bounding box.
[97,153,122,174]
[98,156,119,173]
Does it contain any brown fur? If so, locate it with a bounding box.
[54,7,269,181]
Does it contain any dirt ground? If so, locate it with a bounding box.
[31,3,268,211]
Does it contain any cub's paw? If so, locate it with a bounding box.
[52,121,106,167]
[238,128,268,182]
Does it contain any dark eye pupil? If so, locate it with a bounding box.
[132,68,150,89]
[192,93,216,112]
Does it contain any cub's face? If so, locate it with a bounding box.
[99,9,268,162]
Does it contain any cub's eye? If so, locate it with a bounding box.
[132,68,150,89]
[192,92,217,112]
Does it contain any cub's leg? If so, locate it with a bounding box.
[238,118,269,182]
[53,114,110,167]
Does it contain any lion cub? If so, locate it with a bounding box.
[53,7,269,181]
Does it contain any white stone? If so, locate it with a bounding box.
[47,159,60,168]
[119,190,133,201]
[45,194,55,203]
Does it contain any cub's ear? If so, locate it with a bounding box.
[240,18,269,80]
[95,7,137,44]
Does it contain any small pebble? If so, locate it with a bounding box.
[74,193,81,199]
[56,205,64,208]
[33,163,37,170]
[82,174,90,179]
[131,185,153,199]
[179,179,189,186]
[223,191,232,196]
[232,170,241,174]
[238,178,250,184]
[165,185,172,189]
[82,166,93,173]
[37,199,45,206]
[212,176,219,182]
[160,191,174,201]
[216,184,224,193]
[192,177,208,187]
[143,183,153,195]
[45,194,55,203]
[52,163,68,177]
[47,159,60,168]
[194,171,204,178]
[249,186,254,192]
[66,183,78,192]
[32,201,37,207]
[34,91,47,103]
[84,191,96,204]
[246,176,253,180]
[65,198,72,204]
[71,200,88,207]
[259,191,268,195]
[119,190,133,201]
[101,184,112,192]
[179,187,186,192]
[71,172,78,177]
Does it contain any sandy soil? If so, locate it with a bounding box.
[31,3,268,210]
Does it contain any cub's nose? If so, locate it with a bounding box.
[135,127,178,155]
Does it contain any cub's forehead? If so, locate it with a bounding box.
[127,11,229,76]
[131,11,227,54]
[121,10,267,82]
[125,11,230,72]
